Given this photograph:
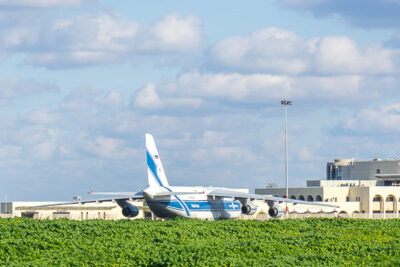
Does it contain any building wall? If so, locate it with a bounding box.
[0,201,150,220]
[327,158,400,180]
[256,179,400,217]
[255,187,324,202]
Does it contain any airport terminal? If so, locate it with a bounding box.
[2,158,400,220]
[256,158,400,218]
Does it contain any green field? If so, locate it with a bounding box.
[1,218,400,266]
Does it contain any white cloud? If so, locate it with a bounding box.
[133,83,163,109]
[297,143,322,161]
[33,140,57,160]
[141,14,204,53]
[314,36,397,74]
[208,27,309,74]
[0,145,21,159]
[0,0,85,8]
[170,71,292,102]
[191,146,257,163]
[82,136,124,159]
[133,71,389,110]
[23,109,59,125]
[1,13,205,68]
[0,76,57,104]
[134,82,204,111]
[344,104,400,133]
[96,91,123,108]
[60,87,98,111]
[60,87,125,112]
[208,28,399,75]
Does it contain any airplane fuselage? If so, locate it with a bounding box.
[143,186,243,220]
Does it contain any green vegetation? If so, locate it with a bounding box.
[1,218,400,266]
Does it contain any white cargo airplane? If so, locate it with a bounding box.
[35,134,338,220]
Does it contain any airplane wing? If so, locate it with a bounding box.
[90,190,203,197]
[28,192,144,209]
[207,189,340,208]
[89,191,139,196]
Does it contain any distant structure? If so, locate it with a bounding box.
[256,158,400,218]
[327,158,400,185]
[0,201,152,220]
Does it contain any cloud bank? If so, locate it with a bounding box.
[0,12,205,68]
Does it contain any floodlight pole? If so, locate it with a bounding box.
[281,99,292,215]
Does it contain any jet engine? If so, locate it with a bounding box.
[241,201,257,215]
[268,205,284,219]
[116,199,140,218]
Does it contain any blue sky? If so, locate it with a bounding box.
[1,0,400,201]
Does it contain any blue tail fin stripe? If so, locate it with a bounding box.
[147,150,163,187]
[147,150,190,216]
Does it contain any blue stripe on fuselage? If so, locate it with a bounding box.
[162,187,190,217]
[157,200,241,212]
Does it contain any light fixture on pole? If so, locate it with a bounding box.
[281,99,292,214]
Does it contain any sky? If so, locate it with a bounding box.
[2,0,400,201]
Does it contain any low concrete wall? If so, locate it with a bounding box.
[270,212,400,220]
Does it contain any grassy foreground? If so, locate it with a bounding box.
[1,218,400,266]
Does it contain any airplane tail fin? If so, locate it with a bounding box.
[145,134,169,187]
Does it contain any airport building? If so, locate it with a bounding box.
[0,200,152,220]
[326,158,400,185]
[256,158,400,218]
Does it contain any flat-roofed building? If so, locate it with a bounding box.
[0,200,152,220]
[256,158,400,218]
[327,158,400,184]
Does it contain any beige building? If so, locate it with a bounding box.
[256,158,400,218]
[0,200,152,220]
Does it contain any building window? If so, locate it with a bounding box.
[373,196,381,202]
[337,166,342,179]
[376,169,380,174]
[386,196,394,201]
[346,196,350,202]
